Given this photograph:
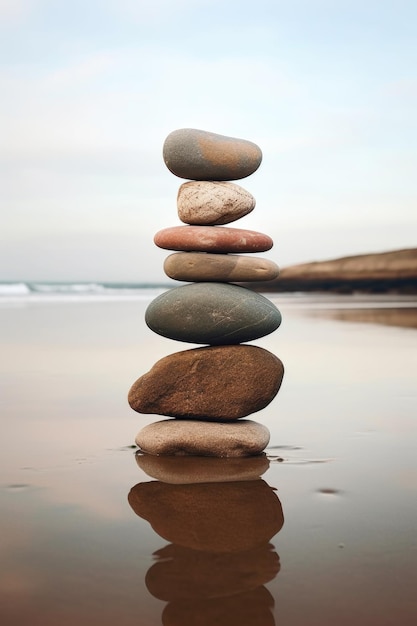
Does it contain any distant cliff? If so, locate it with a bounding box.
[246,248,417,293]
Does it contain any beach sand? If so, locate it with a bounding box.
[1,293,416,625]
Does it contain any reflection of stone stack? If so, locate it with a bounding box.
[129,455,283,626]
[128,128,284,457]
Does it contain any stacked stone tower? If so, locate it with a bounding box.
[128,128,284,457]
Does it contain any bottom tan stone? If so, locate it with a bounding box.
[135,419,270,458]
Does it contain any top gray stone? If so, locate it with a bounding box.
[163,128,262,181]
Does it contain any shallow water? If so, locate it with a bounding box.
[1,293,416,625]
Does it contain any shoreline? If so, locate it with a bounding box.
[245,277,417,294]
[244,247,417,294]
[1,291,416,625]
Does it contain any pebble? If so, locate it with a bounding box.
[128,478,284,552]
[163,128,262,181]
[164,252,280,282]
[145,283,282,345]
[128,127,284,459]
[135,419,270,457]
[177,181,255,225]
[129,345,284,419]
[135,454,270,484]
[154,225,273,253]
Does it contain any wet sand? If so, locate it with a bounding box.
[0,293,416,625]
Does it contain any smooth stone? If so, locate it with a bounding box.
[164,252,280,282]
[128,479,284,552]
[134,420,271,456]
[177,181,255,225]
[135,419,270,457]
[154,225,273,253]
[129,345,284,419]
[163,128,262,181]
[146,543,280,601]
[135,453,270,484]
[162,587,275,626]
[145,283,281,345]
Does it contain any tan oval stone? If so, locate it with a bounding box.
[164,252,280,282]
[128,345,284,420]
[128,478,284,552]
[135,420,270,457]
[135,453,270,484]
[177,181,255,225]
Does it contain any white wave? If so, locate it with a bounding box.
[0,282,31,295]
[0,281,169,304]
[31,282,108,294]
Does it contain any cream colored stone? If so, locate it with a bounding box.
[177,181,255,225]
[135,419,270,457]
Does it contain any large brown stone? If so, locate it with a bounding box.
[128,479,284,552]
[164,252,280,282]
[163,128,262,181]
[135,420,270,457]
[128,345,284,420]
[154,225,273,253]
[177,181,255,225]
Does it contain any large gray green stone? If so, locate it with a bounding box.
[145,283,281,344]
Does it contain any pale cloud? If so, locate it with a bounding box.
[1,45,299,162]
[108,0,213,22]
[46,50,119,86]
[0,0,35,22]
[382,77,417,101]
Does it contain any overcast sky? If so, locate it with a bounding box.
[1,0,416,282]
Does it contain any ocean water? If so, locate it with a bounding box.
[0,286,416,625]
[0,281,170,300]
